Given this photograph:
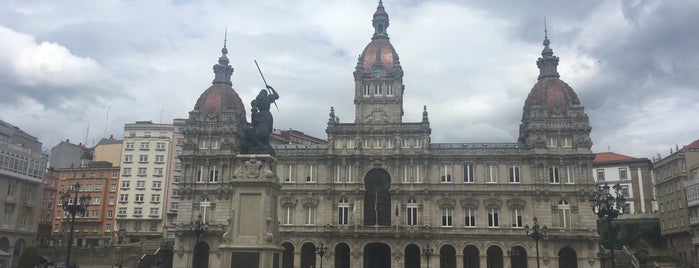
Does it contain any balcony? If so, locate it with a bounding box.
[5,195,17,204]
[693,237,699,245]
[691,217,699,226]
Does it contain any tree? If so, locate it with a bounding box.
[16,246,41,268]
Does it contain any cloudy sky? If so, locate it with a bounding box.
[1,0,698,159]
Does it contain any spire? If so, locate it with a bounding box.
[536,18,560,80]
[422,105,429,123]
[372,0,390,40]
[213,30,234,85]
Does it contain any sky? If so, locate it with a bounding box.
[1,0,698,160]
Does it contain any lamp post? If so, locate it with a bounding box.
[422,245,433,268]
[191,214,208,242]
[117,228,127,268]
[59,182,91,268]
[524,217,547,268]
[590,183,626,268]
[315,243,327,268]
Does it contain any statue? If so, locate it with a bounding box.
[242,85,279,155]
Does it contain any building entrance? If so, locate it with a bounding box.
[364,169,391,226]
[364,243,391,268]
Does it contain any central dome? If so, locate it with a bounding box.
[361,39,397,72]
[191,45,246,122]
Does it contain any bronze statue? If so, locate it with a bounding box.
[242,85,279,155]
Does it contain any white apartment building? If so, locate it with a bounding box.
[116,121,173,242]
[164,119,185,240]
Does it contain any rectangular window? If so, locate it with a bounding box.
[440,164,453,183]
[550,166,560,183]
[173,176,181,183]
[118,207,126,215]
[441,207,453,227]
[107,210,113,218]
[562,137,572,147]
[94,184,102,191]
[304,207,315,225]
[209,165,219,182]
[125,142,134,150]
[465,208,476,227]
[488,208,499,227]
[596,169,605,181]
[511,208,523,228]
[139,155,148,163]
[407,206,418,226]
[154,168,163,176]
[112,172,118,178]
[134,207,142,216]
[92,197,101,205]
[150,208,159,216]
[199,139,208,149]
[108,197,114,205]
[621,185,630,197]
[486,165,498,183]
[562,166,574,184]
[136,180,146,189]
[156,142,166,150]
[170,202,179,211]
[135,194,144,202]
[284,164,296,183]
[338,206,349,225]
[305,165,316,183]
[106,224,111,232]
[123,168,132,176]
[197,166,205,183]
[121,181,130,189]
[140,142,149,150]
[119,194,128,202]
[547,137,558,147]
[509,165,520,183]
[559,208,571,228]
[151,194,160,202]
[284,207,294,225]
[211,139,220,149]
[363,84,370,97]
[91,210,99,218]
[155,155,165,163]
[124,155,133,163]
[153,181,162,189]
[177,138,184,145]
[619,168,628,180]
[463,164,474,183]
[174,163,181,171]
[387,84,394,96]
[138,168,147,176]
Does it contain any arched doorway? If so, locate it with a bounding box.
[558,247,577,268]
[335,243,351,268]
[192,241,209,268]
[404,244,420,268]
[486,246,503,268]
[364,169,391,226]
[301,243,316,268]
[364,242,391,268]
[0,237,9,251]
[510,246,527,268]
[440,245,456,268]
[281,242,294,268]
[463,245,479,268]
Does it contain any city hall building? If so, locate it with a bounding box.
[173,2,600,268]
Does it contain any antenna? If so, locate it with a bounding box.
[544,17,548,39]
[224,27,228,48]
[84,123,90,146]
[103,105,111,138]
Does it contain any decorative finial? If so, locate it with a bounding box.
[544,17,548,39]
[222,28,228,55]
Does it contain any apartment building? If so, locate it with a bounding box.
[0,119,48,268]
[51,164,120,247]
[164,119,184,240]
[117,121,173,242]
[593,152,654,214]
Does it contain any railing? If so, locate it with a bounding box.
[622,245,640,268]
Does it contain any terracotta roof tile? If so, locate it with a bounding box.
[593,152,636,163]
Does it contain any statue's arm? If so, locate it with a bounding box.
[267,85,280,100]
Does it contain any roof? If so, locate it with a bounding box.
[682,139,699,152]
[593,152,636,163]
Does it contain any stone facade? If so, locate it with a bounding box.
[272,2,599,268]
[592,152,655,214]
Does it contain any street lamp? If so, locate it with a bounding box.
[117,228,127,268]
[315,243,327,268]
[422,245,433,268]
[524,217,547,268]
[191,214,208,242]
[590,183,626,268]
[59,182,91,268]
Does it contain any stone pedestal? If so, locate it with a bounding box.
[218,154,283,268]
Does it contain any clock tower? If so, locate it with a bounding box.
[353,0,404,125]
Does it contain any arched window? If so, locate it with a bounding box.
[338,198,350,225]
[558,200,571,228]
[407,198,418,226]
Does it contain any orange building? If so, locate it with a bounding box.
[51,163,120,247]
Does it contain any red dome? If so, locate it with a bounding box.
[193,83,246,121]
[524,78,580,115]
[361,39,397,71]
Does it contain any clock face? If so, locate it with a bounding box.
[372,68,385,78]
